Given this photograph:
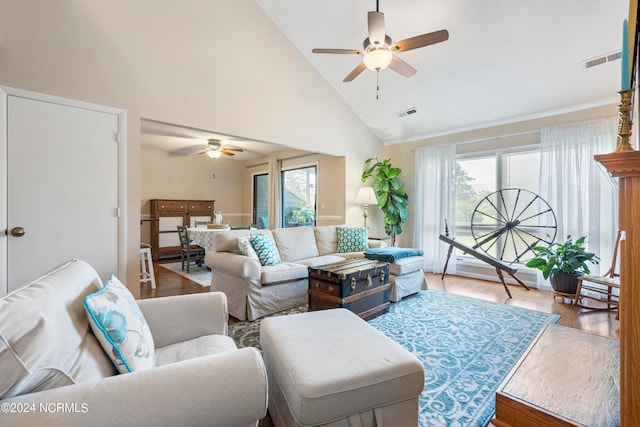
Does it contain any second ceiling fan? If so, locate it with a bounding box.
[198,139,243,158]
[312,1,449,82]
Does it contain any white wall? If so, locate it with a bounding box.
[0,0,383,295]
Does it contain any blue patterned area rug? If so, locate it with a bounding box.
[228,290,559,427]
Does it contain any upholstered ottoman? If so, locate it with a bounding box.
[389,256,427,302]
[260,309,424,427]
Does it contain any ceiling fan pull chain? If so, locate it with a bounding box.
[376,71,380,100]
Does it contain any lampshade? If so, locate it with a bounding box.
[207,150,222,159]
[363,48,392,71]
[356,187,378,205]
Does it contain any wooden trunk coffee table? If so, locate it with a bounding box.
[308,258,390,320]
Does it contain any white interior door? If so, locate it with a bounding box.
[5,92,121,293]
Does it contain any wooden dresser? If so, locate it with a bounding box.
[493,324,619,427]
[149,199,214,260]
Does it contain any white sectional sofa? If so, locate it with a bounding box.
[204,225,386,321]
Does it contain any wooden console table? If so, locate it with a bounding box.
[493,324,619,427]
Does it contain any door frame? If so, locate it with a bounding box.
[0,86,127,296]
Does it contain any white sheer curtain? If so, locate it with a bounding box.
[413,144,457,273]
[539,117,618,280]
[268,159,282,229]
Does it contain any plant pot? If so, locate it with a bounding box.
[550,272,583,295]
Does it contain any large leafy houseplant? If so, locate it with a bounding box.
[361,157,408,245]
[525,235,599,294]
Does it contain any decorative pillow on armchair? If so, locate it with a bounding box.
[237,235,259,260]
[84,275,155,373]
[336,226,369,253]
[250,233,282,266]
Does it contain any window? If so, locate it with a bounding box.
[253,173,269,229]
[282,165,317,228]
[455,148,542,262]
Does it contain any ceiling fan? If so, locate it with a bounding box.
[198,139,243,158]
[312,0,449,82]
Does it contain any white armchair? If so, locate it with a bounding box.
[0,259,267,427]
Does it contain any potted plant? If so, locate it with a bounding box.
[525,235,600,295]
[287,201,315,227]
[361,157,408,246]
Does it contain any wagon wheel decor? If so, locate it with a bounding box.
[439,188,557,298]
[471,188,557,264]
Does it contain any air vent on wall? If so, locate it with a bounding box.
[396,107,418,118]
[584,50,622,69]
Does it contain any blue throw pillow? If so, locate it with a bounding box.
[84,275,155,373]
[337,226,369,253]
[250,234,282,266]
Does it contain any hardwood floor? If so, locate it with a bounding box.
[139,260,210,297]
[142,266,620,337]
[139,265,620,426]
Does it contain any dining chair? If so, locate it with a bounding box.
[177,225,205,273]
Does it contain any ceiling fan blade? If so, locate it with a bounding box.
[392,29,449,52]
[197,149,210,155]
[223,147,243,152]
[367,11,386,46]
[312,48,362,55]
[389,56,417,78]
[343,62,367,82]
[222,151,235,156]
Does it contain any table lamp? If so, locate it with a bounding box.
[356,187,378,228]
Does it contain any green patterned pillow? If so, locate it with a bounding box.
[250,233,282,266]
[84,275,155,373]
[337,226,369,253]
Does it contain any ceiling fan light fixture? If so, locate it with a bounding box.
[207,150,222,159]
[363,47,392,71]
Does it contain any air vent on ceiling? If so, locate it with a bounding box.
[584,50,622,69]
[396,107,418,118]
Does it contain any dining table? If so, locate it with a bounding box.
[187,227,230,252]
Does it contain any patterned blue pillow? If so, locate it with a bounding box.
[84,275,155,373]
[337,226,369,253]
[250,233,282,266]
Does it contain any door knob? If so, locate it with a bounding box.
[11,227,25,237]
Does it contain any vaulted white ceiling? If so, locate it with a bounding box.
[255,0,628,145]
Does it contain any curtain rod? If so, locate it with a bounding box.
[454,130,540,146]
[411,130,540,152]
